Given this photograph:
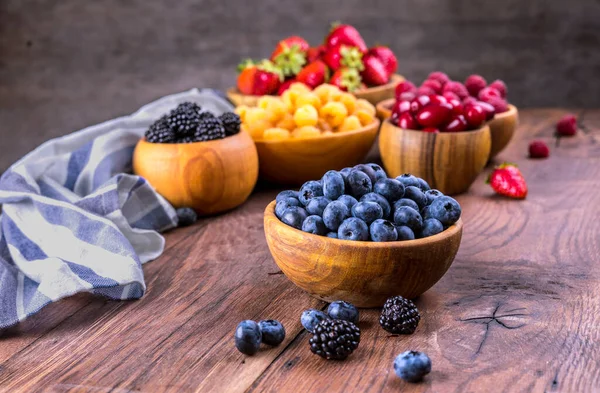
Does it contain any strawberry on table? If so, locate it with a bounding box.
[237,60,284,96]
[366,46,397,76]
[296,60,329,89]
[487,163,528,199]
[271,36,309,77]
[325,23,368,53]
[322,44,364,71]
[330,67,362,92]
[361,53,389,86]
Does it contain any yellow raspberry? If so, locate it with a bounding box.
[263,127,291,140]
[296,92,322,110]
[319,102,348,128]
[338,115,362,132]
[257,96,287,123]
[317,118,332,132]
[354,109,375,126]
[292,126,321,139]
[294,105,319,127]
[355,99,376,116]
[246,119,272,140]
[235,105,251,123]
[245,107,269,124]
[275,113,296,131]
[289,82,311,94]
[338,93,357,114]
[282,90,303,113]
[314,84,339,105]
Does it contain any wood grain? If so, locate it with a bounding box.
[0,109,599,393]
[255,120,380,185]
[379,120,491,195]
[488,104,519,158]
[132,131,259,215]
[264,201,462,307]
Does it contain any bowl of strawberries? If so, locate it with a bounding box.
[227,23,404,107]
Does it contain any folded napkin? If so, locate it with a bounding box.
[0,88,234,328]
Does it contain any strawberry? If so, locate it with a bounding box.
[296,60,329,89]
[487,163,528,199]
[325,23,368,53]
[236,60,283,96]
[367,46,397,76]
[277,79,298,95]
[307,45,327,63]
[329,67,362,92]
[322,44,364,71]
[360,53,389,86]
[271,36,309,77]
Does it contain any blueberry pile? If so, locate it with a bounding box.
[275,164,461,241]
[234,319,285,356]
[145,102,241,144]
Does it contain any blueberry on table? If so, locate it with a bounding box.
[322,201,350,231]
[424,189,443,205]
[370,219,398,242]
[276,190,299,203]
[326,232,338,239]
[347,170,373,199]
[353,164,379,185]
[374,178,405,202]
[302,215,328,235]
[421,218,444,238]
[393,198,420,213]
[306,196,331,216]
[360,192,391,219]
[275,197,301,218]
[394,351,432,382]
[417,178,431,191]
[298,180,324,206]
[367,163,388,182]
[322,170,345,200]
[280,206,308,229]
[396,173,421,188]
[404,186,427,209]
[337,194,358,210]
[301,309,330,333]
[234,320,262,355]
[258,319,286,346]
[176,207,198,227]
[393,206,423,233]
[396,225,416,240]
[351,201,383,225]
[337,217,369,241]
[327,300,359,324]
[428,196,461,226]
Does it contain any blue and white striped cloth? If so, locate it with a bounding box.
[0,88,234,328]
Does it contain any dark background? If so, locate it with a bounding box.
[1,0,599,171]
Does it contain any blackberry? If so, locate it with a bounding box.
[309,319,360,360]
[219,112,241,136]
[166,102,202,138]
[176,207,198,227]
[379,296,420,334]
[145,115,176,143]
[194,112,226,141]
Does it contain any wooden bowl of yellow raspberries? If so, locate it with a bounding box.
[238,83,381,185]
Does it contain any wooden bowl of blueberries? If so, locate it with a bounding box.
[263,163,463,307]
[133,102,259,216]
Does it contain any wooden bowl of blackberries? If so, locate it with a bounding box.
[133,102,259,216]
[263,163,463,307]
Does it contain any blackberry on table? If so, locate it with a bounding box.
[219,112,241,136]
[166,102,202,138]
[145,115,176,143]
[194,112,226,141]
[309,319,360,360]
[176,207,198,227]
[379,295,420,334]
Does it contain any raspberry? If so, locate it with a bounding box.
[442,91,460,102]
[416,86,436,97]
[462,96,477,106]
[427,71,450,86]
[421,79,442,94]
[489,79,507,98]
[556,114,577,136]
[484,96,509,113]
[528,140,550,158]
[442,81,469,100]
[395,81,417,99]
[464,74,487,97]
[478,86,501,102]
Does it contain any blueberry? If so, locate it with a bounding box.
[351,201,383,225]
[404,186,427,209]
[322,201,350,231]
[337,194,358,210]
[374,178,405,202]
[301,309,330,333]
[276,190,299,203]
[280,206,308,229]
[305,196,331,216]
[428,196,461,226]
[322,170,345,200]
[367,163,388,182]
[302,215,328,235]
[298,180,324,206]
[421,218,444,238]
[327,300,359,324]
[393,198,420,213]
[234,320,262,355]
[176,207,198,227]
[421,205,432,219]
[396,173,421,188]
[393,350,432,382]
[353,164,378,185]
[396,225,416,240]
[326,232,338,239]
[360,192,391,219]
[258,319,286,346]
[417,178,431,191]
[369,219,398,242]
[339,167,353,186]
[393,206,423,233]
[347,170,372,199]
[424,189,444,205]
[275,197,301,218]
[337,217,369,241]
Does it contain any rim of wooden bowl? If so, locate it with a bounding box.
[491,104,518,121]
[264,200,463,248]
[376,98,394,119]
[381,117,490,136]
[253,119,381,145]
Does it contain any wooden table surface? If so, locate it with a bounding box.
[0,109,599,393]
